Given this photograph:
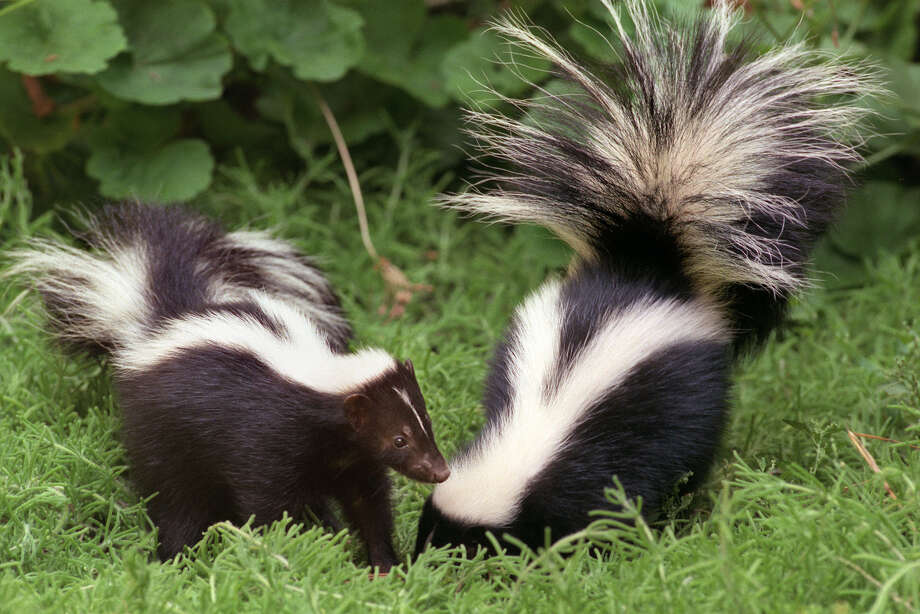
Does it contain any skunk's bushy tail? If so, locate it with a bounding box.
[8,219,156,354]
[445,0,877,331]
[7,204,350,354]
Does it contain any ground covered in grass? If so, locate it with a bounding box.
[1,147,918,613]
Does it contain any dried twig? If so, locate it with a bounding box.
[21,75,54,117]
[850,432,920,451]
[846,428,897,500]
[312,89,431,319]
[837,557,915,612]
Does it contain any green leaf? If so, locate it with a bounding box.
[442,28,551,106]
[350,0,466,107]
[840,0,920,61]
[87,139,214,202]
[882,59,920,123]
[569,20,618,64]
[225,0,364,82]
[0,68,74,153]
[96,0,231,104]
[863,59,920,159]
[195,100,285,151]
[256,74,389,158]
[813,180,920,286]
[86,106,213,201]
[830,181,920,257]
[0,0,126,75]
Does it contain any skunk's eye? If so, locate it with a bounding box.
[394,436,408,448]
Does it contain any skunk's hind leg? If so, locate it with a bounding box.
[148,490,232,560]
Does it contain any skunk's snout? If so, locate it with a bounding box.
[433,464,451,483]
[415,456,450,483]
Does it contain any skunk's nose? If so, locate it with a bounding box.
[430,458,450,483]
[433,465,451,483]
[418,458,450,483]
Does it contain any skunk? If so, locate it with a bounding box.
[415,0,876,556]
[9,203,449,568]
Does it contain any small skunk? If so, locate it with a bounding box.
[415,0,876,555]
[9,203,449,568]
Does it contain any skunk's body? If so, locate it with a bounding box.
[11,203,449,567]
[416,0,875,555]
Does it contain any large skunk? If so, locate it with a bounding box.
[10,203,449,569]
[416,0,876,555]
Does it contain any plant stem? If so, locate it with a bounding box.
[0,0,39,18]
[311,87,378,261]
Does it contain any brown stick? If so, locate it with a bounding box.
[837,558,915,611]
[312,88,431,318]
[850,432,920,451]
[21,75,54,118]
[846,429,897,500]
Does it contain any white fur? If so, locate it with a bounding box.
[214,230,350,338]
[395,387,428,435]
[444,0,878,297]
[10,212,397,396]
[118,291,395,394]
[7,239,151,347]
[431,281,727,526]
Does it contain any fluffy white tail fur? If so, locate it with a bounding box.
[8,237,152,350]
[444,0,879,297]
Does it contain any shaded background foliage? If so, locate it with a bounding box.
[0,0,918,290]
[0,3,918,610]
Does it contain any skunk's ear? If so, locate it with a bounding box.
[404,359,414,373]
[344,394,371,432]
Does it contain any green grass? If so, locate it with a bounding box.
[1,146,918,613]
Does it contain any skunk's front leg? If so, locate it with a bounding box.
[337,466,398,571]
[307,497,344,533]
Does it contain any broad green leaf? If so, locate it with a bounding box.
[88,104,183,149]
[87,139,214,202]
[0,68,74,153]
[569,20,618,64]
[0,0,126,75]
[882,60,920,123]
[225,0,364,82]
[257,75,389,158]
[442,29,551,106]
[350,0,466,107]
[830,181,920,257]
[814,180,920,286]
[86,106,213,201]
[521,78,584,131]
[836,0,920,60]
[96,0,231,104]
[862,59,920,159]
[196,100,285,150]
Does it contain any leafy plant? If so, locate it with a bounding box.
[0,0,554,204]
[0,0,916,252]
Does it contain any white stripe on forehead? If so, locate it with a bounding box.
[394,386,428,436]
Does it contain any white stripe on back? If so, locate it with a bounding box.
[213,230,350,337]
[116,292,395,395]
[431,280,726,526]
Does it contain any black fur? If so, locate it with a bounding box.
[416,335,727,556]
[120,345,397,563]
[85,203,352,349]
[15,203,449,568]
[418,268,729,556]
[417,1,872,557]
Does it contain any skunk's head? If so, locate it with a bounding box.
[343,359,449,483]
